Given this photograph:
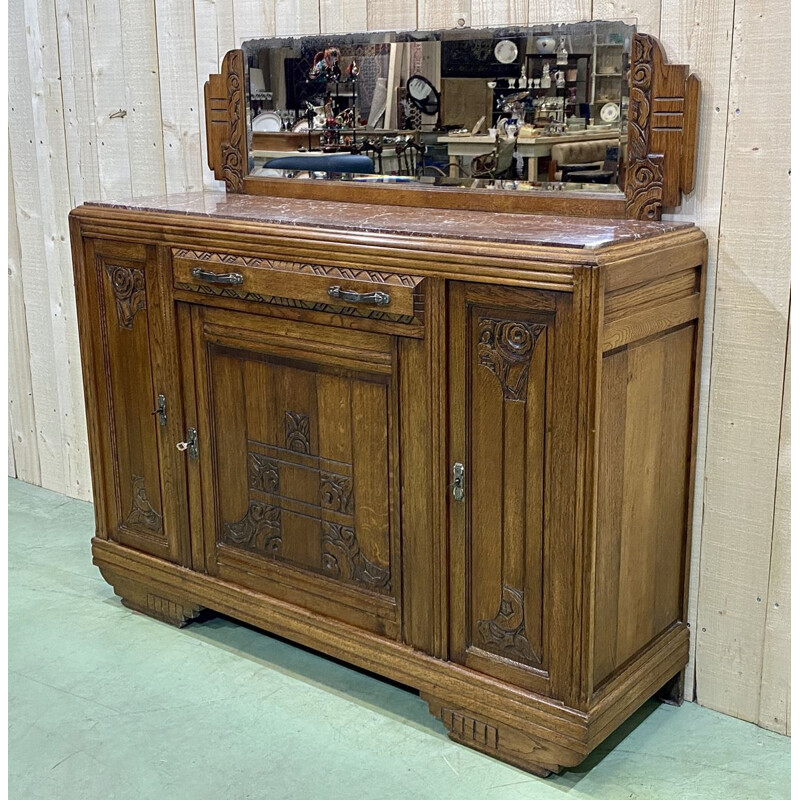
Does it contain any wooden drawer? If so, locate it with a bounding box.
[172,248,424,321]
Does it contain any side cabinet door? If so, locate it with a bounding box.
[448,282,578,698]
[78,239,190,564]
[188,305,401,638]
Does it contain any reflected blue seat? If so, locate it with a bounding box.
[266,154,375,175]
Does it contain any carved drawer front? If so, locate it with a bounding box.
[190,305,400,637]
[173,249,425,324]
[79,239,190,565]
[448,283,578,698]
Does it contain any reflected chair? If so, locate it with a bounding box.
[394,137,426,177]
[469,136,517,180]
[548,139,620,183]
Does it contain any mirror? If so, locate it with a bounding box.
[242,22,634,195]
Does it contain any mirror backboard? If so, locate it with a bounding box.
[241,22,635,196]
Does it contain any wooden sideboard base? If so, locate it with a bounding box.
[93,536,689,776]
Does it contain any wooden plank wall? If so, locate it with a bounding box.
[6,0,790,734]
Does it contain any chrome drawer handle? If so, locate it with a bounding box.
[327,285,391,306]
[190,267,244,285]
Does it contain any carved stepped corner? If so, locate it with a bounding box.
[205,50,247,193]
[98,566,204,628]
[421,694,578,777]
[625,33,700,220]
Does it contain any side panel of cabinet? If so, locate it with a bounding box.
[75,237,190,564]
[189,305,402,638]
[448,282,578,698]
[593,323,698,689]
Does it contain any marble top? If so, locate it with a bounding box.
[85,192,693,251]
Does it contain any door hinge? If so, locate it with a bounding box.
[176,427,198,460]
[152,393,167,427]
[451,462,465,501]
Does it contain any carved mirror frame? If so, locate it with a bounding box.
[204,32,699,220]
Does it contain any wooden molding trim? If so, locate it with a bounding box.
[205,50,247,192]
[241,173,629,219]
[625,33,701,220]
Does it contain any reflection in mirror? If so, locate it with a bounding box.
[242,22,634,195]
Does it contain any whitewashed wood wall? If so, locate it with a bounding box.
[7,0,790,734]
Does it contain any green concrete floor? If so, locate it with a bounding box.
[9,478,790,800]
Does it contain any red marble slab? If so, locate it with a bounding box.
[86,192,693,250]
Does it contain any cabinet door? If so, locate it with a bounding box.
[448,282,578,697]
[78,239,190,564]
[189,305,401,638]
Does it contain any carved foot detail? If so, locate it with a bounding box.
[120,594,204,628]
[99,567,204,628]
[422,694,569,777]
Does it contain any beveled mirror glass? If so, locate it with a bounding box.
[242,22,635,196]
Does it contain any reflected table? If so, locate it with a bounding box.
[438,128,626,181]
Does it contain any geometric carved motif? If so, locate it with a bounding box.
[321,521,390,591]
[320,473,354,514]
[477,318,545,402]
[223,499,282,554]
[173,249,421,288]
[105,264,146,329]
[476,585,540,667]
[624,33,699,220]
[222,409,390,593]
[285,411,310,454]
[124,475,163,534]
[222,50,246,193]
[626,154,665,221]
[247,452,279,494]
[625,35,664,220]
[438,706,498,750]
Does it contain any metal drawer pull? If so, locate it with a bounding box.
[327,285,391,306]
[190,267,244,285]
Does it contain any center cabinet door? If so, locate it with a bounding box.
[448,282,579,699]
[187,305,401,638]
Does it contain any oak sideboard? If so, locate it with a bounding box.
[70,193,705,775]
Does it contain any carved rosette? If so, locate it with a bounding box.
[223,500,282,554]
[626,154,665,220]
[285,411,310,454]
[105,264,146,329]
[124,475,162,534]
[476,585,539,666]
[321,521,391,593]
[248,452,280,494]
[478,319,545,401]
[319,472,354,514]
